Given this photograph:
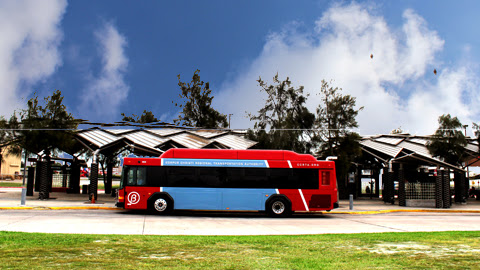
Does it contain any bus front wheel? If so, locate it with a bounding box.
[267,197,291,217]
[150,196,172,214]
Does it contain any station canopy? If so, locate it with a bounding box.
[360,134,479,172]
[75,127,257,157]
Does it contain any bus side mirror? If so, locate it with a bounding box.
[326,156,337,161]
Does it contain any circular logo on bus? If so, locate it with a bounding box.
[127,192,140,205]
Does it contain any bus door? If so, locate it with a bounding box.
[124,166,149,210]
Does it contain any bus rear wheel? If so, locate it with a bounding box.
[267,197,291,217]
[150,196,172,214]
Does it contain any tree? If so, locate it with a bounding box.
[0,114,23,179]
[0,117,13,177]
[247,74,316,154]
[473,123,480,154]
[315,80,363,158]
[11,90,78,157]
[249,77,363,199]
[121,110,159,124]
[0,116,9,176]
[427,114,467,166]
[174,69,228,128]
[314,80,363,198]
[9,90,78,198]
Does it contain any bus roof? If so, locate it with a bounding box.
[160,148,317,161]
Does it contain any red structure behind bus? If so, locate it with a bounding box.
[117,149,338,217]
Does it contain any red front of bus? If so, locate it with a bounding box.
[274,160,338,212]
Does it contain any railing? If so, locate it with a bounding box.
[406,182,435,200]
[52,173,70,188]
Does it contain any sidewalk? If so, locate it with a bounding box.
[331,197,480,214]
[1,186,480,213]
[0,187,119,210]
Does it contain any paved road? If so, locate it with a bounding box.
[1,210,479,235]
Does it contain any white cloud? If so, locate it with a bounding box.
[215,2,478,136]
[0,0,67,117]
[79,22,129,121]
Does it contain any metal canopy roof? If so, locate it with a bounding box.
[189,129,229,139]
[360,134,478,172]
[167,133,211,149]
[123,131,167,149]
[75,127,257,157]
[360,140,403,158]
[77,129,125,149]
[212,134,258,149]
[146,128,185,137]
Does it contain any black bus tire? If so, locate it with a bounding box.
[266,197,291,217]
[149,196,172,214]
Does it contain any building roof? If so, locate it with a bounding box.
[360,134,478,171]
[75,127,257,157]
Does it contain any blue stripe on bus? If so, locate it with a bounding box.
[163,187,276,211]
[162,158,268,168]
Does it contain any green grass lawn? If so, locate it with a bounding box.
[0,181,22,187]
[1,231,479,269]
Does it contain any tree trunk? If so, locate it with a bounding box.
[100,159,106,187]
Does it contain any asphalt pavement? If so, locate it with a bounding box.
[1,183,480,235]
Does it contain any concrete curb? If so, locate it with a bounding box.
[327,209,480,215]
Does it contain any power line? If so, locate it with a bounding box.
[0,128,361,131]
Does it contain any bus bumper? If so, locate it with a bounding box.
[115,202,125,208]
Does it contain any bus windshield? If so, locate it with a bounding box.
[119,166,126,190]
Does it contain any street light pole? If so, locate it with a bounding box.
[463,124,470,194]
[228,114,233,129]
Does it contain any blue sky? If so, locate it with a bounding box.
[1,0,480,135]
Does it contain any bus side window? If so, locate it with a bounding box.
[125,167,147,186]
[167,167,196,187]
[198,167,223,187]
[244,168,268,188]
[127,168,136,186]
[147,167,166,186]
[137,167,147,186]
[292,169,319,189]
[269,168,291,188]
[226,168,243,187]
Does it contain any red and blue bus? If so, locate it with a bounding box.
[116,149,338,217]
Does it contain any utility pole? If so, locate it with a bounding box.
[463,125,470,183]
[228,114,233,129]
